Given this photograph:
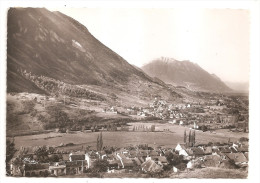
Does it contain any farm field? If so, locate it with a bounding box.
[170,167,248,178]
[13,122,248,150]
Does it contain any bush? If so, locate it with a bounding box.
[239,137,249,142]
[92,159,109,172]
[175,162,187,171]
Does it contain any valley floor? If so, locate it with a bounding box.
[13,123,248,150]
[170,167,248,179]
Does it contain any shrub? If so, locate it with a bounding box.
[175,162,187,171]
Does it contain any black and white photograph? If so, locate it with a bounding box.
[1,0,259,181]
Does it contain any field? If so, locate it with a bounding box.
[170,167,248,178]
[13,122,248,150]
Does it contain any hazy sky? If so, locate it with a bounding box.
[49,8,250,83]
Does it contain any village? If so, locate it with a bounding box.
[8,126,249,178]
[110,95,249,133]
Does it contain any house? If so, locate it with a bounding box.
[225,153,247,164]
[108,160,121,170]
[173,166,179,173]
[149,150,160,157]
[10,158,24,176]
[204,147,213,155]
[148,156,168,166]
[191,147,205,157]
[175,143,186,152]
[187,160,194,170]
[121,158,135,169]
[132,157,142,166]
[237,145,249,153]
[178,148,194,160]
[96,151,107,159]
[24,163,50,177]
[178,149,188,157]
[65,160,88,175]
[141,159,163,173]
[62,154,70,161]
[69,152,85,162]
[219,146,232,153]
[203,155,221,167]
[49,162,66,176]
[157,156,168,165]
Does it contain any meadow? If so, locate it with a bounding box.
[13,122,248,150]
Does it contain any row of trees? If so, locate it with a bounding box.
[17,145,63,163]
[184,130,196,147]
[132,125,155,132]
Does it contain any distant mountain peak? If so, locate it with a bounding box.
[142,57,231,92]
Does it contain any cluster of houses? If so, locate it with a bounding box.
[121,97,248,132]
[10,139,249,177]
[102,106,118,114]
[174,141,248,170]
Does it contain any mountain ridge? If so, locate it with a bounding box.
[7,8,181,103]
[141,57,232,92]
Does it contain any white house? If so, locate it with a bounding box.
[187,160,194,169]
[179,120,184,125]
[175,143,186,152]
[179,149,189,157]
[173,166,179,173]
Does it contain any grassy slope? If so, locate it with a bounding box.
[6,92,135,136]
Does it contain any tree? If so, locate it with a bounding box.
[17,146,29,158]
[99,132,103,151]
[188,130,191,145]
[33,146,49,162]
[6,138,16,173]
[82,125,85,132]
[192,130,196,146]
[96,135,100,151]
[96,132,103,151]
[151,125,155,132]
[6,138,16,162]
[48,154,62,162]
[184,130,187,144]
[47,146,55,154]
[91,159,109,173]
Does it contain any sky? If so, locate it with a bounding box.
[48,8,250,83]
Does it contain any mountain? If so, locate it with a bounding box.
[141,57,232,92]
[7,8,181,103]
